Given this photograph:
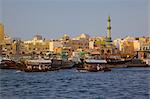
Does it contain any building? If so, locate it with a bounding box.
[137,42,150,62]
[23,35,50,55]
[89,37,106,49]
[60,33,90,52]
[71,33,90,51]
[0,23,4,44]
[49,40,62,52]
[113,36,150,58]
[0,23,4,55]
[59,34,90,57]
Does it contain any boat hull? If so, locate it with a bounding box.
[0,60,17,69]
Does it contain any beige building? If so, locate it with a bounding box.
[133,40,140,51]
[71,33,90,51]
[113,37,136,57]
[0,23,4,55]
[49,40,62,52]
[57,34,90,55]
[1,36,13,57]
[137,42,150,60]
[113,36,150,58]
[58,34,90,57]
[140,42,150,51]
[0,23,4,44]
[23,35,50,55]
[89,37,106,49]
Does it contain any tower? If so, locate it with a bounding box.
[106,16,112,43]
[0,23,4,43]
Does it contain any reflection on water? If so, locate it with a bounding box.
[0,68,150,99]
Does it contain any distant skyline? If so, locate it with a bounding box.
[0,0,149,40]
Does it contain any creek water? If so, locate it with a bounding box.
[0,67,150,99]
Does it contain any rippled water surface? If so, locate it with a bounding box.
[0,68,150,99]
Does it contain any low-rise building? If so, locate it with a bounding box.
[49,40,62,52]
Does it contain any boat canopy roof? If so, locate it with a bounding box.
[1,57,12,61]
[85,59,107,64]
[26,59,51,63]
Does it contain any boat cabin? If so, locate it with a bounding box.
[24,59,52,72]
[84,59,109,72]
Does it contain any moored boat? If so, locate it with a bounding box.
[17,59,52,72]
[107,58,131,65]
[51,59,75,69]
[0,58,17,69]
[77,59,111,72]
[126,59,148,67]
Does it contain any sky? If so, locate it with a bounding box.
[0,0,149,40]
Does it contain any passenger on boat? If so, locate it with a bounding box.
[97,64,104,71]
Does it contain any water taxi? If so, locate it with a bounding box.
[17,59,52,72]
[0,58,17,69]
[77,59,111,72]
[51,58,75,69]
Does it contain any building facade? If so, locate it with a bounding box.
[0,23,4,44]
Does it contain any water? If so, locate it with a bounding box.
[0,68,150,99]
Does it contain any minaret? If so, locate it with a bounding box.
[106,16,112,43]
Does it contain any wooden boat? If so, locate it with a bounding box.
[106,58,131,65]
[143,59,150,66]
[77,59,111,72]
[17,59,52,72]
[0,58,17,69]
[51,59,75,69]
[126,59,148,67]
[105,58,132,68]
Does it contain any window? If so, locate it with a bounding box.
[101,50,104,54]
[143,47,145,51]
[107,50,111,53]
[22,52,25,54]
